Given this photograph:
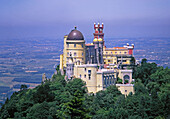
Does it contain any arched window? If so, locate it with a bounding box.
[123,75,130,84]
[124,75,130,80]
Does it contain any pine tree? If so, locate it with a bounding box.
[63,90,91,119]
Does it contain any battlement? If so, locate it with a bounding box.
[93,22,104,39]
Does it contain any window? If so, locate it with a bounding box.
[115,52,117,54]
[82,52,84,56]
[80,74,81,78]
[124,75,130,80]
[111,52,112,54]
[67,52,69,56]
[74,44,76,48]
[82,58,84,60]
[88,70,91,74]
[74,52,77,56]
[67,44,69,48]
[84,74,86,78]
[88,70,91,80]
[82,44,84,48]
[108,60,111,62]
[119,52,121,54]
[125,90,127,92]
[85,68,86,71]
[69,52,72,56]
[124,52,127,54]
[124,60,127,62]
[106,52,108,54]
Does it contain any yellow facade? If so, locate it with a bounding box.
[116,84,134,96]
[60,54,63,70]
[74,64,119,93]
[66,40,85,63]
[118,69,133,84]
[74,64,98,93]
[60,35,86,70]
[103,47,131,65]
[63,35,68,67]
[96,73,103,92]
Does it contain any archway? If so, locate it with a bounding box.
[123,75,130,84]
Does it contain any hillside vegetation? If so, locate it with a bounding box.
[0,59,170,119]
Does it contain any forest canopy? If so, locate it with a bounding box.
[0,59,170,119]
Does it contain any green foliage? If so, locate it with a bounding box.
[0,60,169,119]
[65,78,87,95]
[20,84,28,91]
[130,56,135,65]
[124,79,129,84]
[133,59,158,86]
[60,90,91,119]
[116,77,123,84]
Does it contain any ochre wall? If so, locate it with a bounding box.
[74,65,98,93]
[116,84,134,96]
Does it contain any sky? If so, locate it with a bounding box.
[0,0,170,39]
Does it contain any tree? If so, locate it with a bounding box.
[116,77,123,84]
[59,90,91,119]
[26,101,50,119]
[134,82,148,94]
[20,84,28,91]
[133,59,157,85]
[141,58,147,65]
[65,78,87,95]
[0,107,10,119]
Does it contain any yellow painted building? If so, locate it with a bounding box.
[103,44,134,66]
[59,24,135,95]
[74,64,117,93]
[116,84,134,95]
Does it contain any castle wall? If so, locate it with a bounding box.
[66,40,85,64]
[96,73,103,92]
[74,64,98,93]
[116,84,134,95]
[118,69,133,84]
[60,54,63,70]
[63,35,68,68]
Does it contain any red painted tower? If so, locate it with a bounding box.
[93,23,104,39]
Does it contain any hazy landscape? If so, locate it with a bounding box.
[0,37,169,105]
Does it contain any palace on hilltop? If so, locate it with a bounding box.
[59,23,135,95]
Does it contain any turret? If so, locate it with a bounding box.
[123,43,135,55]
[93,22,104,40]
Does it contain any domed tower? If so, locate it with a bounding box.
[62,27,86,69]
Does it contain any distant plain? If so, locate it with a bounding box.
[0,37,169,104]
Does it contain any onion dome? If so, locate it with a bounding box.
[67,27,84,40]
[93,38,98,42]
[98,38,103,41]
